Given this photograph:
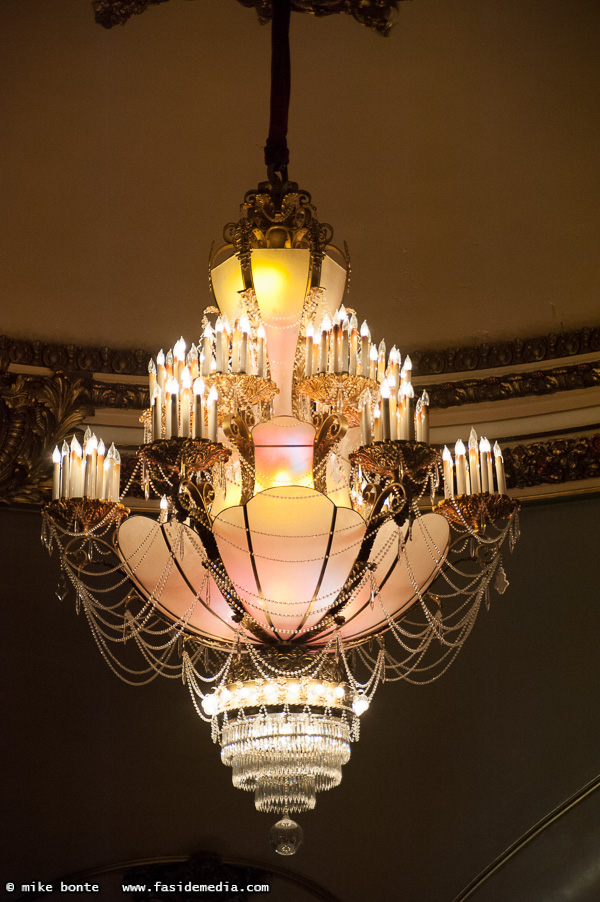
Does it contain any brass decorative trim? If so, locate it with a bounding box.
[92,0,402,35]
[434,494,519,531]
[299,373,378,425]
[43,499,130,532]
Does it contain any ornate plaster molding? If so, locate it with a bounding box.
[3,326,600,380]
[92,0,402,35]
[504,434,600,490]
[423,361,600,410]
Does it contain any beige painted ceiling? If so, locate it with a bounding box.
[1,0,599,355]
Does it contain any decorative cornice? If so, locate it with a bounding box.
[0,334,150,378]
[411,326,600,377]
[423,361,600,410]
[504,434,600,489]
[92,0,402,35]
[3,326,600,380]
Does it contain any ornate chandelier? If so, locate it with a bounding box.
[40,0,520,856]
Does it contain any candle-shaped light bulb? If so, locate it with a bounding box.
[166,348,174,374]
[96,438,106,498]
[305,322,314,378]
[442,445,454,499]
[159,494,168,523]
[401,355,413,387]
[110,446,121,502]
[455,439,468,495]
[338,304,347,323]
[157,349,165,366]
[52,446,61,500]
[369,343,378,381]
[360,319,370,375]
[60,439,70,498]
[380,378,391,441]
[377,339,386,382]
[480,437,494,493]
[257,323,267,377]
[84,433,98,498]
[70,434,83,497]
[202,322,213,375]
[494,441,507,494]
[103,442,115,502]
[349,313,359,376]
[341,317,349,373]
[419,390,430,443]
[207,384,218,442]
[192,377,204,439]
[468,426,481,493]
[180,367,192,437]
[239,315,250,373]
[165,377,179,439]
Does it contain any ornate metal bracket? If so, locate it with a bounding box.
[312,412,348,493]
[222,412,256,504]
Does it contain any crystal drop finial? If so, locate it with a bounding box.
[270,816,303,856]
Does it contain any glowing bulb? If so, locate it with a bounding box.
[52,446,61,464]
[193,377,205,396]
[455,439,466,456]
[352,694,370,716]
[201,693,218,716]
[442,445,452,462]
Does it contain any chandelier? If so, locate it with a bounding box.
[40,0,520,856]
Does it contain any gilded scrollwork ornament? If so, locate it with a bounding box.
[0,372,91,505]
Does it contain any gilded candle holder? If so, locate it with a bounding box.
[298,373,379,425]
[44,498,130,533]
[435,493,520,530]
[203,373,278,420]
[138,437,231,485]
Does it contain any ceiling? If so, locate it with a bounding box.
[1,0,599,356]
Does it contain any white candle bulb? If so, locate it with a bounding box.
[360,320,370,376]
[305,322,314,378]
[468,427,481,494]
[239,316,250,373]
[207,385,218,442]
[52,446,61,500]
[369,343,378,381]
[455,438,468,495]
[341,318,349,373]
[257,323,266,377]
[380,378,391,441]
[165,377,179,439]
[442,445,454,498]
[420,390,430,443]
[494,441,507,494]
[480,437,494,493]
[159,494,168,523]
[60,440,70,498]
[193,377,205,439]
